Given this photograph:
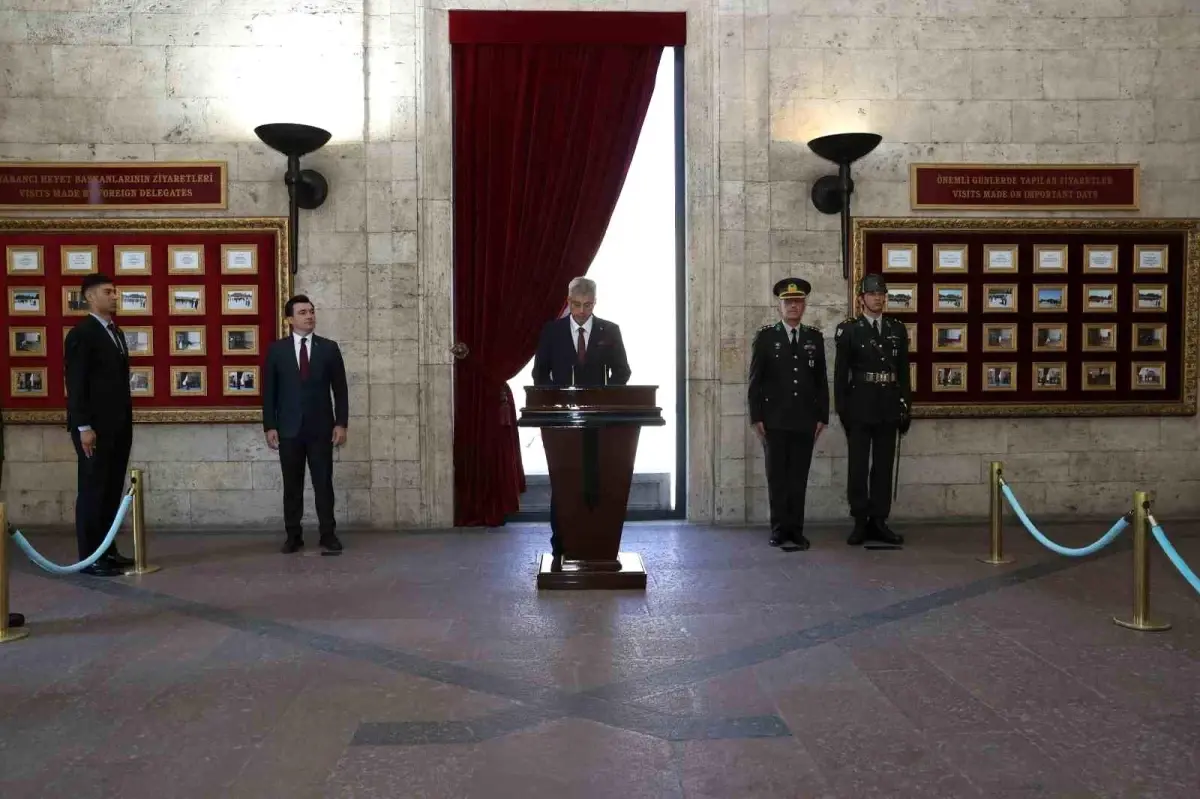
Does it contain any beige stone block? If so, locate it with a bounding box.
[335,416,371,462]
[0,143,59,160]
[987,452,1071,483]
[931,101,1012,143]
[717,455,745,490]
[1115,143,1200,181]
[853,142,964,183]
[39,427,76,461]
[369,487,396,525]
[769,181,807,231]
[770,230,839,262]
[395,415,420,461]
[227,181,289,216]
[1,45,53,97]
[745,183,770,232]
[944,483,989,518]
[889,484,946,520]
[26,13,131,45]
[1077,100,1154,143]
[1082,17,1160,50]
[396,488,422,526]
[960,144,1038,161]
[719,415,746,461]
[133,425,229,462]
[1039,481,1139,519]
[335,461,372,490]
[54,143,153,161]
[745,13,768,49]
[897,51,970,101]
[720,96,746,144]
[1012,100,1078,143]
[823,49,897,100]
[1034,143,1118,163]
[1043,53,1121,100]
[687,379,718,522]
[720,142,746,183]
[719,181,745,231]
[869,100,933,143]
[341,264,369,309]
[1146,481,1200,517]
[1006,419,1093,453]
[251,462,283,491]
[1159,417,1200,451]
[0,12,29,44]
[1158,16,1200,48]
[152,463,252,491]
[848,179,909,217]
[898,455,981,485]
[335,186,367,235]
[2,460,75,492]
[142,490,190,526]
[714,486,746,523]
[131,13,256,47]
[308,232,366,266]
[1155,100,1200,142]
[186,490,278,525]
[771,14,919,49]
[1152,50,1200,99]
[970,51,1042,100]
[52,45,164,98]
[105,97,210,144]
[720,383,746,417]
[3,426,43,461]
[1,491,64,524]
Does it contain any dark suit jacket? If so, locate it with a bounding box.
[64,315,132,433]
[532,315,631,387]
[262,334,349,439]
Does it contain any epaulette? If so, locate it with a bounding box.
[838,317,855,326]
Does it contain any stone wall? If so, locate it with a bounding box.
[1,0,1198,529]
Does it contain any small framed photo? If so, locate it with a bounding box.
[1034,284,1067,312]
[11,366,47,397]
[122,326,154,357]
[983,284,1017,312]
[1083,244,1118,273]
[1083,283,1118,312]
[983,323,1017,352]
[1033,362,1067,391]
[983,244,1018,273]
[9,286,44,315]
[933,243,968,273]
[223,366,260,396]
[909,362,917,392]
[223,286,258,314]
[169,326,206,356]
[933,363,968,391]
[1033,323,1067,352]
[1082,362,1116,391]
[983,363,1017,391]
[167,245,204,275]
[114,245,152,275]
[60,244,97,275]
[118,286,153,316]
[1083,323,1117,351]
[934,283,968,312]
[1033,244,1068,273]
[1132,322,1166,352]
[1133,284,1167,312]
[1134,244,1167,274]
[882,243,917,273]
[62,286,88,316]
[129,367,154,397]
[170,366,207,397]
[903,322,917,353]
[221,244,258,274]
[10,327,46,357]
[169,285,205,315]
[6,245,43,275]
[1132,362,1166,390]
[933,323,967,352]
[222,325,259,356]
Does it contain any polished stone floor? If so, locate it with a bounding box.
[1,519,1199,798]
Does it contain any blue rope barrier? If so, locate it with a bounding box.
[1000,482,1128,557]
[1150,523,1200,596]
[8,494,134,575]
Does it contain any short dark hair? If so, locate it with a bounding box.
[81,273,114,295]
[284,294,314,317]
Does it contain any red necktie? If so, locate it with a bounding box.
[299,337,310,380]
[576,326,587,363]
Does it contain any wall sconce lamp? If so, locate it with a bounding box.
[807,132,882,280]
[253,123,332,275]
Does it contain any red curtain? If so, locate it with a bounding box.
[451,36,666,527]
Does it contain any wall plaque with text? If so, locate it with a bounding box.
[0,162,227,210]
[910,164,1139,211]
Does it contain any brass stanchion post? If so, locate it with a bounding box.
[979,461,1013,565]
[0,502,31,643]
[1114,490,1169,632]
[125,469,159,576]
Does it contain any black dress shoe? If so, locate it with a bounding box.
[319,533,343,553]
[870,518,904,546]
[81,558,125,577]
[281,537,303,554]
[847,519,869,546]
[105,548,135,567]
[7,613,24,628]
[769,529,785,547]
[790,534,811,551]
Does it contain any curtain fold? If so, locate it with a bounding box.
[451,41,662,527]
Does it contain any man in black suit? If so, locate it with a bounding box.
[531,277,631,557]
[64,273,135,577]
[263,294,349,554]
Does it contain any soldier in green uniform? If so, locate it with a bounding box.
[748,277,829,551]
[834,273,910,547]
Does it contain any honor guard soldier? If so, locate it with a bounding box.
[834,273,911,547]
[748,277,829,551]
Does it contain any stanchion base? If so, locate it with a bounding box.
[1113,616,1171,632]
[977,556,1015,565]
[123,565,161,576]
[0,628,30,644]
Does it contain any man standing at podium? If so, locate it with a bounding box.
[748,277,829,551]
[532,277,631,557]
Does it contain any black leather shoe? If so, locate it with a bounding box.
[769,533,785,547]
[105,548,135,567]
[791,534,811,551]
[870,518,904,546]
[281,537,303,554]
[319,533,343,553]
[7,613,24,628]
[847,520,869,546]
[81,558,125,577]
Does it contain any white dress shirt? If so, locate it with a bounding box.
[572,316,594,352]
[862,310,882,333]
[293,331,314,366]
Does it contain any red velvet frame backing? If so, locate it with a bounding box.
[852,219,1197,417]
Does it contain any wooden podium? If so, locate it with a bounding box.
[517,385,664,589]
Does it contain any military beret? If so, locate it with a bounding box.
[773,277,811,299]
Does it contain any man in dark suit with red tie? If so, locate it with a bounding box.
[262,295,349,554]
[64,273,136,577]
[532,277,632,557]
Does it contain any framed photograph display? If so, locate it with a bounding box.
[852,217,1198,417]
[0,217,289,423]
[882,243,916,273]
